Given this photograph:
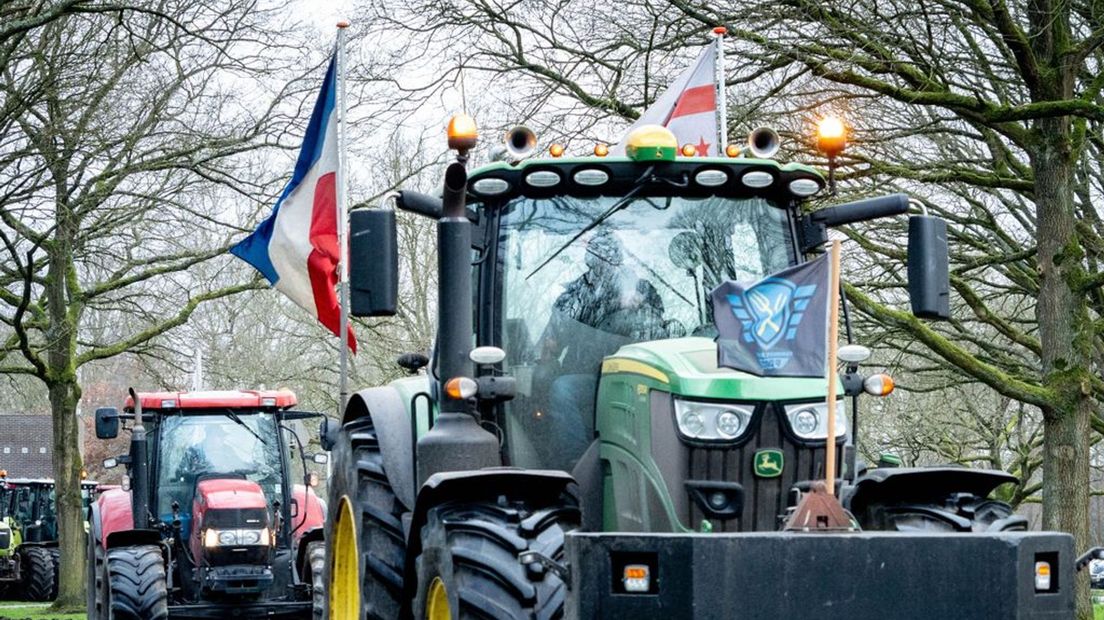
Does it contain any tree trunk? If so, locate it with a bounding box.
[1033,115,1092,618]
[47,378,84,610]
[44,176,85,610]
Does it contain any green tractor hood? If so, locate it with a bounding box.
[601,337,835,401]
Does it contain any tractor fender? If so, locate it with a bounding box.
[402,468,576,602]
[342,386,416,510]
[847,466,1018,516]
[94,488,135,551]
[104,528,162,550]
[294,526,324,578]
[291,484,326,544]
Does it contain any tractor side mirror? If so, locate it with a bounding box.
[800,194,910,252]
[311,453,329,465]
[95,407,119,439]
[907,215,950,320]
[319,418,336,452]
[349,209,398,317]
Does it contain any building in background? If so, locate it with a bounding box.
[0,414,53,479]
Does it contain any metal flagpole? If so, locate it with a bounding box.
[713,26,727,153]
[336,21,351,418]
[824,239,842,495]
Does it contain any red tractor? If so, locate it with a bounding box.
[87,389,328,619]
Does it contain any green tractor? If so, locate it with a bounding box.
[323,120,1080,618]
[0,476,100,602]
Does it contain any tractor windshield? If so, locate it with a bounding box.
[155,412,283,528]
[497,194,794,470]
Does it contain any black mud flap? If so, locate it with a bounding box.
[565,531,1074,619]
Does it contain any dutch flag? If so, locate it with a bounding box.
[231,55,357,352]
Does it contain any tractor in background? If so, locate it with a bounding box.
[87,389,327,619]
[322,117,1082,619]
[0,476,99,601]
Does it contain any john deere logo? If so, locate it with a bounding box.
[754,449,784,478]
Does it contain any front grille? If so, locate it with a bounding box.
[685,404,840,532]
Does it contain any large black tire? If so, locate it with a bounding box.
[412,497,580,620]
[305,541,326,620]
[21,546,55,602]
[326,416,407,619]
[106,545,168,620]
[87,534,107,620]
[48,547,59,600]
[860,493,1027,532]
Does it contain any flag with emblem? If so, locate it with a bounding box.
[710,255,831,377]
[613,41,719,156]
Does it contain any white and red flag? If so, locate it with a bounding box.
[614,41,720,156]
[231,54,357,352]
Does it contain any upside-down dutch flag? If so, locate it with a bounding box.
[231,55,357,353]
[613,43,718,156]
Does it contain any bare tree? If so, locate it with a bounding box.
[0,0,318,607]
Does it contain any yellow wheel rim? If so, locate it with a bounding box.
[426,576,451,620]
[329,496,360,620]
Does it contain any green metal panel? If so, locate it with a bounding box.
[601,337,838,400]
[388,375,434,439]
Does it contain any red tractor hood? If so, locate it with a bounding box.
[195,479,268,511]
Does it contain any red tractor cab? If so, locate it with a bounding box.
[87,389,327,619]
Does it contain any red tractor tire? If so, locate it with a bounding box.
[106,545,168,620]
[305,541,326,620]
[86,534,107,620]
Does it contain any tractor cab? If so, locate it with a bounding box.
[88,389,327,618]
[3,480,57,543]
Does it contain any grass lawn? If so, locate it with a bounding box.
[0,606,84,620]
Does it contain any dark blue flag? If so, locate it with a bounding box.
[710,254,831,377]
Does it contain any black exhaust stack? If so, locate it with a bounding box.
[127,387,150,530]
[415,126,501,487]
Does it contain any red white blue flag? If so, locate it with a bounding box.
[614,43,719,156]
[231,55,357,352]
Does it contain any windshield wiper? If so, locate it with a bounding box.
[223,409,267,445]
[525,165,656,280]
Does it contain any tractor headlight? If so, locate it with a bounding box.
[204,528,270,547]
[784,401,847,440]
[673,399,754,442]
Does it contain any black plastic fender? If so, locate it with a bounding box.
[342,386,416,510]
[847,466,1017,516]
[88,502,103,547]
[401,468,576,605]
[104,529,162,550]
[294,526,324,580]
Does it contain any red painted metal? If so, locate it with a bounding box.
[95,488,134,550]
[190,478,270,562]
[123,389,297,411]
[195,478,269,511]
[290,484,326,543]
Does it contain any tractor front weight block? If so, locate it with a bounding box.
[565,531,1073,619]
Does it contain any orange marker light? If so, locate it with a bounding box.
[725,143,741,158]
[622,564,651,593]
[447,114,479,152]
[863,373,895,397]
[681,144,697,157]
[816,116,846,158]
[594,143,609,157]
[548,143,565,158]
[444,377,479,400]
